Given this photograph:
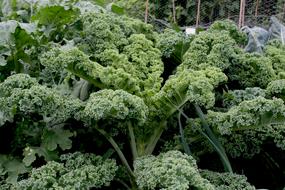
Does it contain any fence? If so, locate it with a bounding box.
[143,0,285,29]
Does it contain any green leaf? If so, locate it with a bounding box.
[18,23,36,34]
[170,22,181,32]
[110,3,124,15]
[0,20,17,43]
[0,155,28,184]
[93,0,106,6]
[22,147,37,166]
[42,127,73,151]
[13,26,36,49]
[23,146,58,166]
[178,112,191,155]
[171,40,191,64]
[193,104,233,173]
[6,160,27,184]
[0,55,6,66]
[32,5,78,27]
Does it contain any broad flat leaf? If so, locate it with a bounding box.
[0,55,6,66]
[110,3,124,15]
[32,5,79,38]
[23,146,58,166]
[75,1,104,13]
[13,26,36,49]
[0,20,17,43]
[32,6,78,27]
[18,23,37,34]
[93,0,106,6]
[0,155,28,184]
[23,147,37,166]
[42,127,73,151]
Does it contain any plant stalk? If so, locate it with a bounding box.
[95,127,135,178]
[193,104,233,173]
[128,122,138,159]
[178,112,191,155]
[145,121,166,155]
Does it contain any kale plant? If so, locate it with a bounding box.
[1,1,285,190]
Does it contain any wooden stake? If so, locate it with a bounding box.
[242,0,246,26]
[196,0,201,29]
[239,0,245,28]
[172,0,176,23]
[255,0,259,17]
[145,0,149,23]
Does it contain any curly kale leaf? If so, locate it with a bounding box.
[266,79,285,100]
[206,97,285,157]
[0,73,37,96]
[79,89,148,126]
[39,46,69,86]
[0,85,82,126]
[41,12,163,98]
[209,97,285,134]
[181,24,275,89]
[77,11,156,61]
[207,20,247,44]
[0,74,83,126]
[152,67,227,118]
[228,52,276,88]
[48,42,163,97]
[222,87,266,108]
[14,152,118,190]
[0,74,83,166]
[134,150,215,190]
[182,30,239,71]
[265,39,285,76]
[156,28,191,61]
[200,170,255,190]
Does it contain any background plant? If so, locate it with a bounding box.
[1,0,285,190]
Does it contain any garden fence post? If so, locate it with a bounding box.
[239,0,246,28]
[196,0,201,29]
[145,0,149,23]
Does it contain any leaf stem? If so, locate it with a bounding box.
[178,112,191,155]
[95,127,135,178]
[128,122,138,159]
[145,121,166,155]
[193,104,232,173]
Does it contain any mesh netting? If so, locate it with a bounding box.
[145,0,285,29]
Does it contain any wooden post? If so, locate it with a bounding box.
[239,0,243,28]
[242,0,246,26]
[239,0,245,28]
[145,0,149,23]
[196,0,201,29]
[255,0,259,17]
[172,0,176,23]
